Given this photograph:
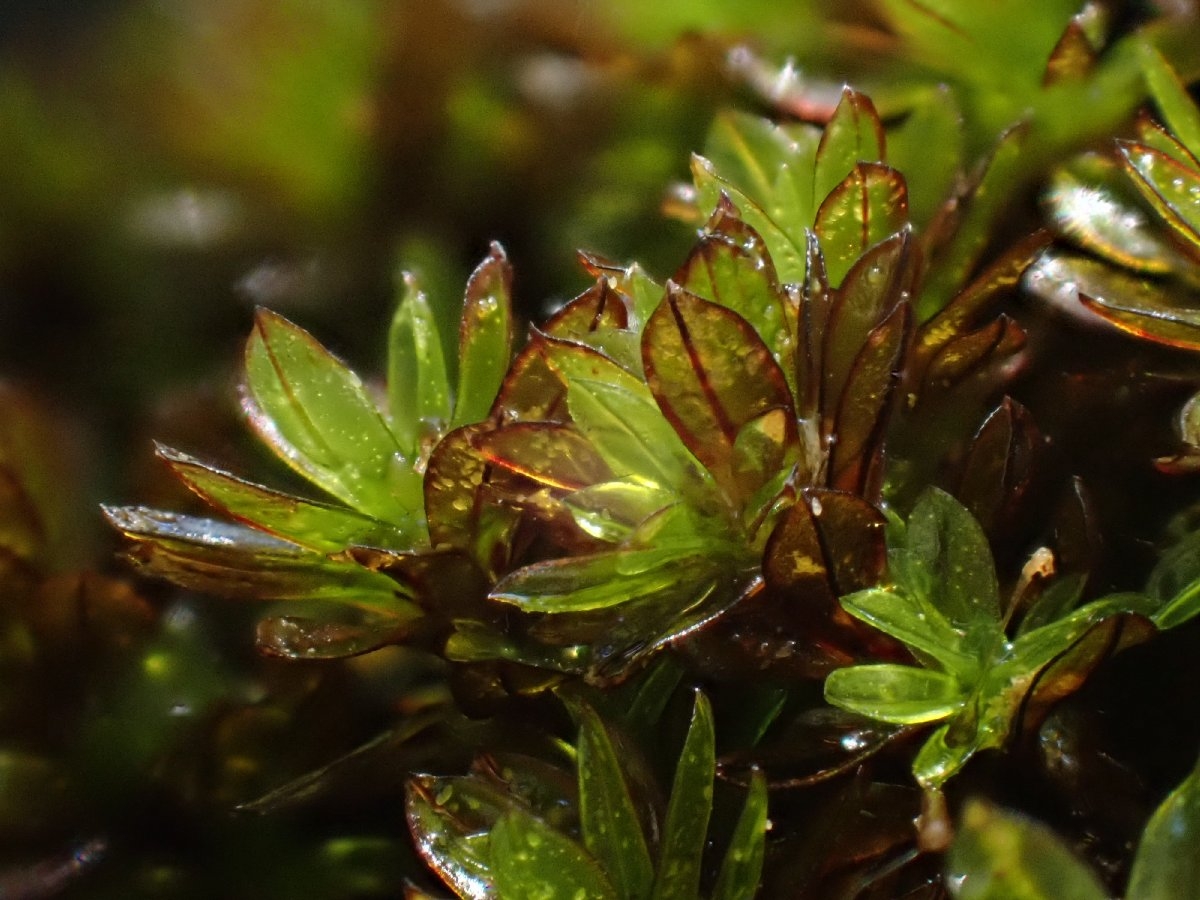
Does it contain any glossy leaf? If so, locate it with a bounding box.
[102,506,410,612]
[576,703,654,900]
[578,252,664,330]
[673,204,793,381]
[1141,43,1200,159]
[805,489,888,596]
[1025,250,1200,350]
[490,810,619,900]
[828,300,909,495]
[891,487,1000,632]
[405,776,501,900]
[491,338,569,425]
[1126,753,1200,900]
[839,588,975,676]
[710,769,767,900]
[651,691,714,900]
[945,800,1107,900]
[813,88,886,207]
[544,278,630,341]
[255,610,408,660]
[644,287,794,499]
[1044,161,1176,275]
[563,480,676,544]
[474,423,612,492]
[956,398,1040,537]
[242,308,413,523]
[1119,142,1200,260]
[453,243,514,428]
[388,271,452,456]
[824,664,966,724]
[157,444,413,552]
[822,232,912,426]
[814,164,909,286]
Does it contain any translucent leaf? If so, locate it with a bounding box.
[491,338,569,426]
[492,548,706,614]
[157,445,413,552]
[839,588,975,677]
[1126,753,1200,900]
[1141,43,1200,160]
[814,88,886,207]
[710,769,767,900]
[406,774,511,900]
[1024,250,1200,350]
[578,252,664,330]
[814,164,909,286]
[241,308,411,523]
[673,204,794,383]
[945,800,1108,900]
[643,287,795,500]
[651,691,714,900]
[255,609,410,660]
[388,271,451,457]
[822,232,912,427]
[576,703,654,900]
[474,423,612,492]
[1119,142,1200,261]
[828,300,909,495]
[1043,161,1177,275]
[102,506,411,613]
[563,480,676,544]
[704,110,816,214]
[544,278,631,341]
[490,810,619,900]
[1006,594,1157,678]
[423,424,520,577]
[912,722,983,790]
[1136,112,1200,168]
[453,243,514,428]
[691,155,807,285]
[824,664,966,725]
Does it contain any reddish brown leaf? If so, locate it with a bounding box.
[797,232,833,421]
[256,612,409,660]
[673,202,794,376]
[474,423,612,492]
[829,302,910,496]
[805,489,887,597]
[921,315,1026,396]
[814,88,886,205]
[489,336,568,425]
[544,278,630,339]
[821,231,913,432]
[643,287,796,499]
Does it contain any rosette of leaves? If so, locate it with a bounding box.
[823,487,1161,791]
[1031,44,1200,354]
[406,690,767,900]
[104,245,515,660]
[944,749,1200,899]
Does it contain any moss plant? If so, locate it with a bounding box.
[2,1,1200,897]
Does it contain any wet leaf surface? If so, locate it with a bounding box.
[453,243,514,428]
[1119,141,1200,261]
[490,809,619,900]
[814,164,909,286]
[651,691,714,900]
[711,769,767,900]
[388,271,452,457]
[242,308,415,524]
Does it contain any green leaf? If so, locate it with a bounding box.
[242,308,412,524]
[1149,527,1200,629]
[839,588,976,676]
[563,480,677,544]
[387,270,451,457]
[1141,42,1200,160]
[453,243,514,428]
[490,809,620,900]
[1007,593,1157,673]
[824,664,966,725]
[945,799,1108,900]
[1126,754,1200,900]
[888,86,963,226]
[577,703,654,900]
[156,445,413,552]
[1119,141,1200,260]
[813,88,886,207]
[492,548,706,614]
[814,164,909,286]
[475,423,613,492]
[102,506,412,614]
[651,691,715,900]
[892,488,1001,633]
[711,769,767,900]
